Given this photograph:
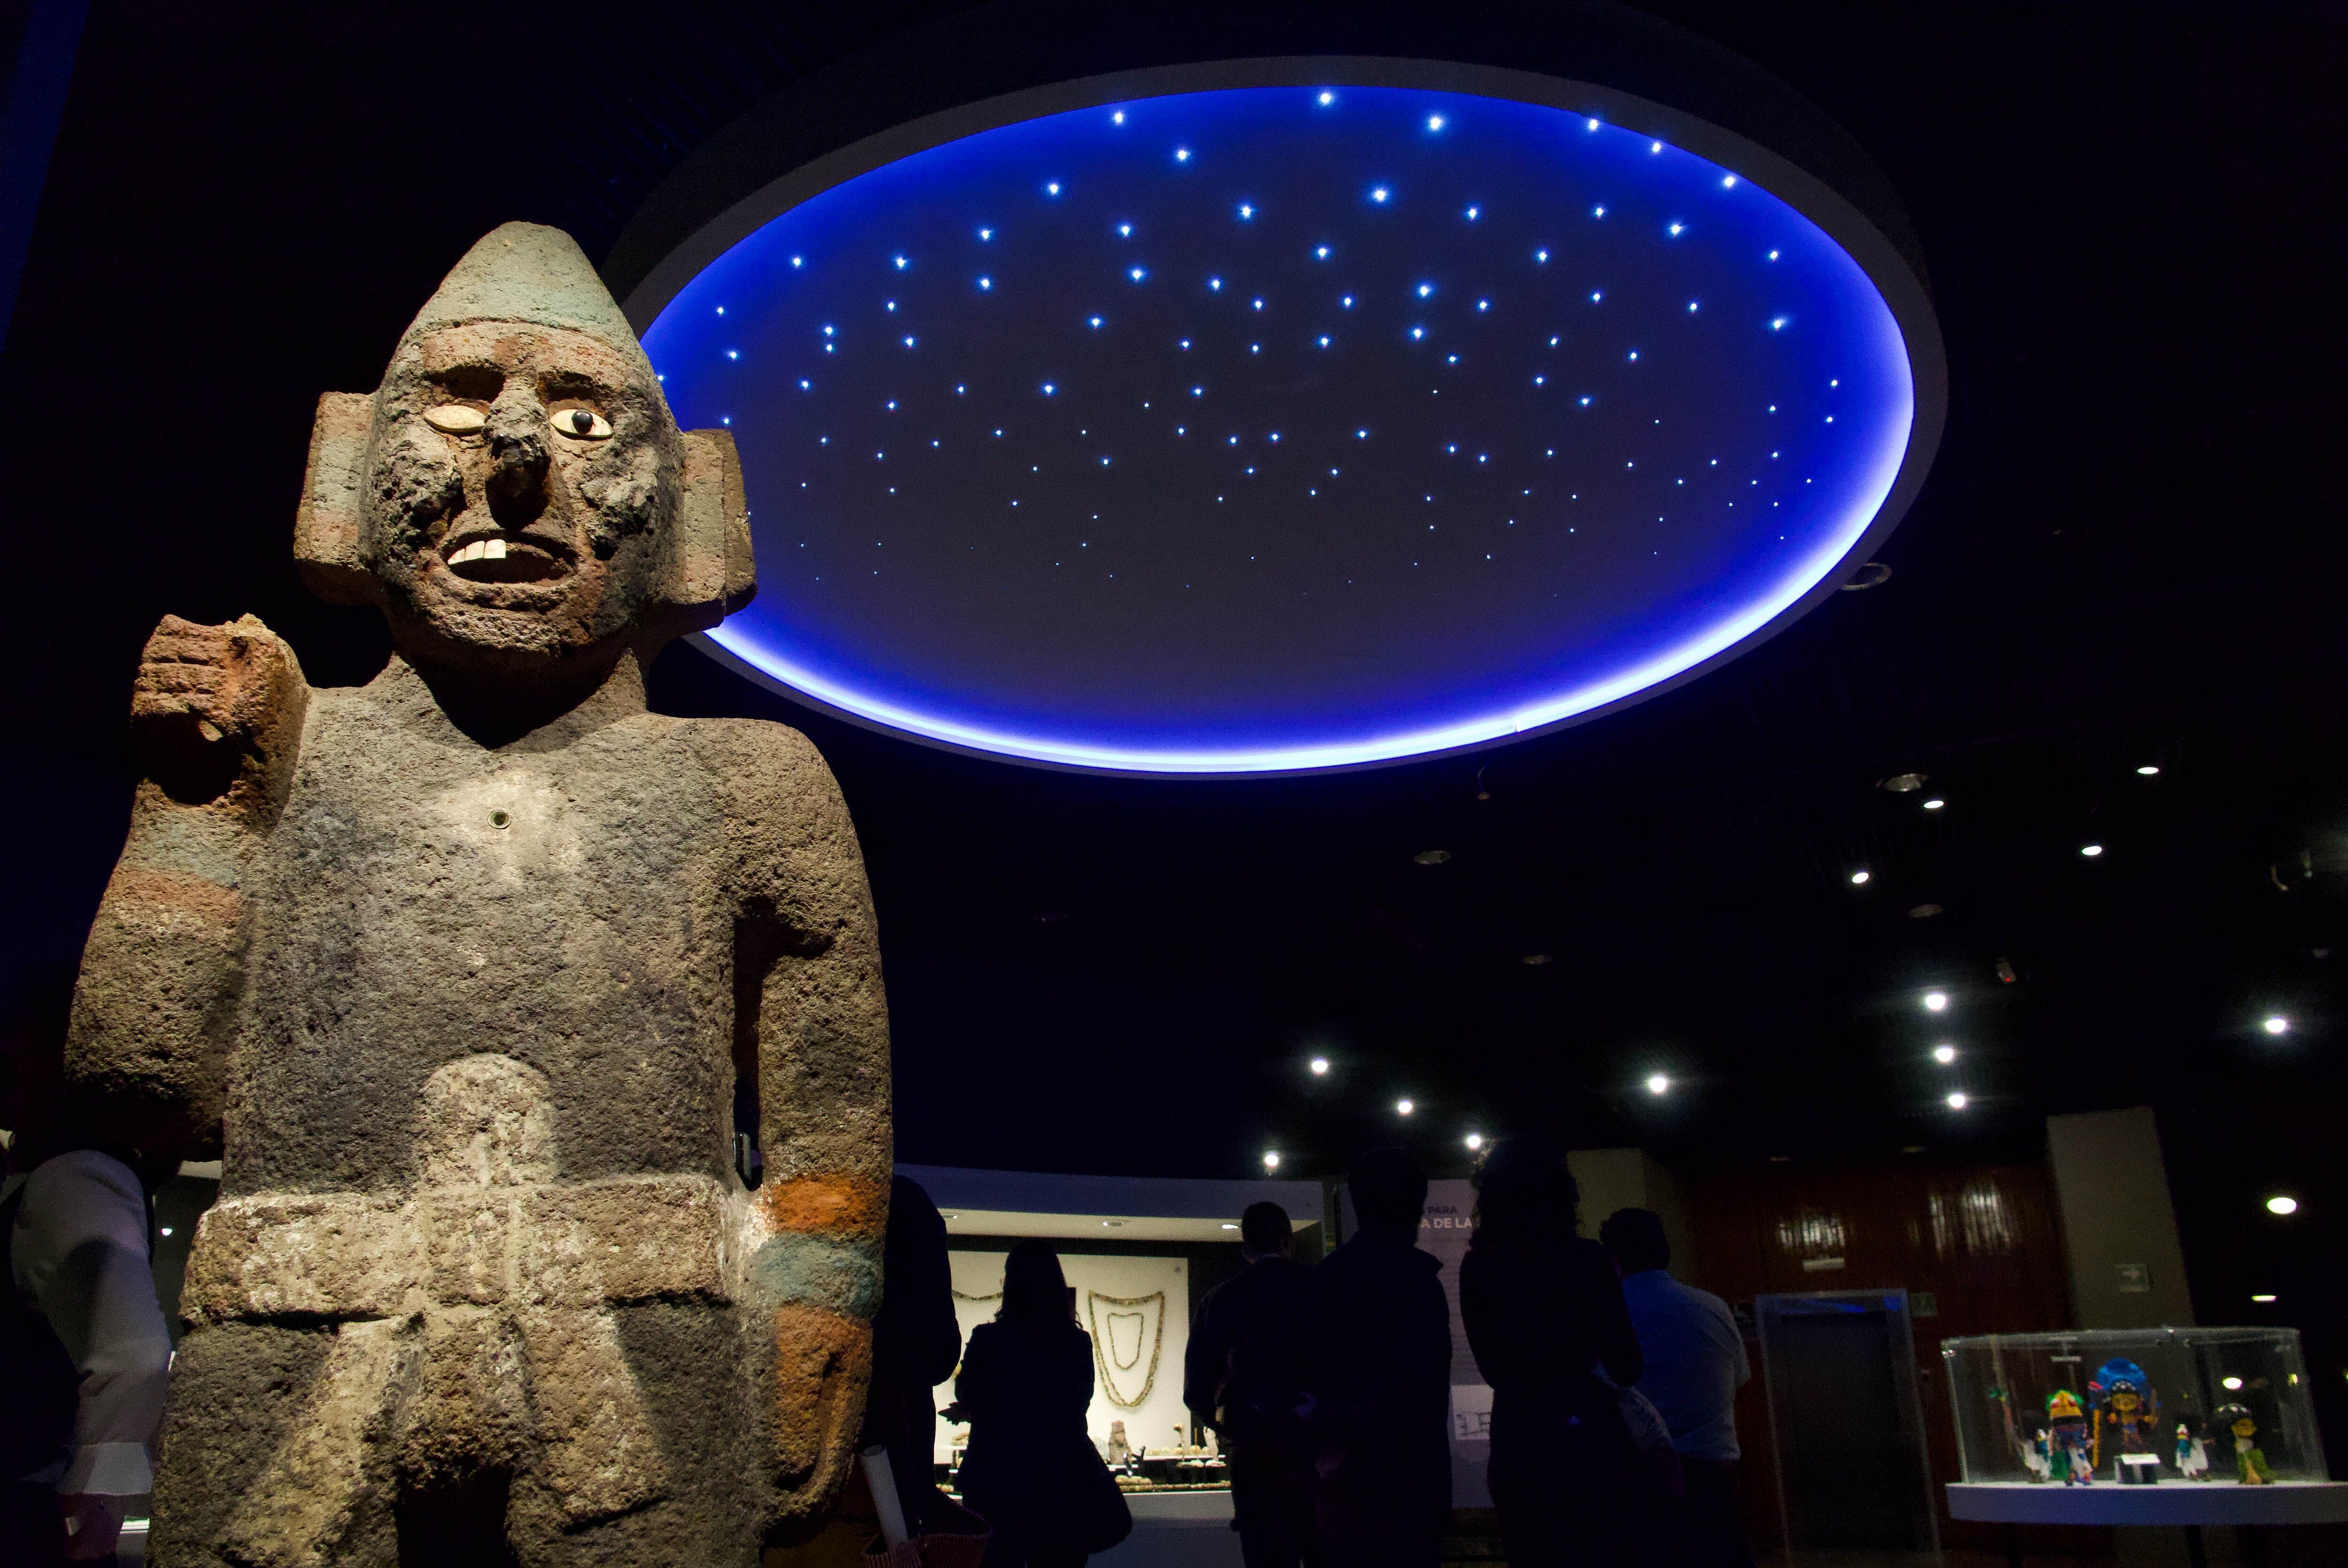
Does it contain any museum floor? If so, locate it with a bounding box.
[97,1513,2348,1568]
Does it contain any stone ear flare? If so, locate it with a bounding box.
[660,427,757,629]
[295,391,378,606]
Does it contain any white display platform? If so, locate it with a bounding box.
[1947,1480,2348,1526]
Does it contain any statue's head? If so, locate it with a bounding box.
[296,224,753,677]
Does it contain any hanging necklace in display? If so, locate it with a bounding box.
[1085,1290,1166,1409]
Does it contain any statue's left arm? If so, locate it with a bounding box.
[717,723,892,1518]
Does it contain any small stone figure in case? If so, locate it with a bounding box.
[2214,1403,2274,1484]
[2175,1421,2210,1480]
[2046,1390,2094,1485]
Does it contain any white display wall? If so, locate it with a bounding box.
[940,1250,1192,1462]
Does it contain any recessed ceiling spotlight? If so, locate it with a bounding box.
[1309,1057,1330,1075]
[1262,1151,1281,1171]
[1645,1074,1670,1096]
[2137,765,2161,776]
[1908,904,1944,919]
[1933,1044,1957,1065]
[1464,1133,1484,1151]
[1522,953,1554,966]
[1414,849,1452,865]
[1395,1098,1415,1116]
[2263,1015,2289,1035]
[1882,773,1927,793]
[2223,1376,2246,1390]
[2267,1195,2299,1215]
[1840,561,1893,591]
[1946,1092,1969,1110]
[2250,1294,2278,1304]
[1922,798,1945,811]
[2080,843,2104,857]
[1849,870,1871,885]
[1923,991,1949,1012]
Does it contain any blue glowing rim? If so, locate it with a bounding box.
[629,59,1944,776]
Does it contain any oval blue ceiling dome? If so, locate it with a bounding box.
[637,67,1941,774]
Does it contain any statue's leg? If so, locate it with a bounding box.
[504,1302,761,1568]
[149,1317,409,1568]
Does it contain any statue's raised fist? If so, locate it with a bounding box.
[130,614,307,810]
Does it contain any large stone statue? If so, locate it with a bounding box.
[66,224,890,1565]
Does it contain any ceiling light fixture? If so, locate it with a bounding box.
[639,73,1940,776]
[1881,772,1927,793]
[1464,1133,1484,1151]
[2263,1016,2289,1035]
[1850,870,1871,886]
[1923,990,1948,1012]
[2080,843,2104,857]
[1645,1074,1670,1095]
[1414,849,1452,866]
[1945,1091,1969,1110]
[1309,1056,1330,1075]
[1922,798,1945,810]
[1262,1151,1281,1171]
[2266,1195,2298,1215]
[2137,765,2161,776]
[2250,1295,2278,1305]
[1932,1044,1957,1065]
[1395,1098,1415,1116]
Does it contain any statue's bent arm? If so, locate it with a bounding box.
[67,614,309,1160]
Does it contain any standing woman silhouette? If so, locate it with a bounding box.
[954,1241,1130,1567]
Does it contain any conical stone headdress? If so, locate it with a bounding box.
[394,222,655,379]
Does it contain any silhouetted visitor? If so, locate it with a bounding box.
[861,1174,964,1539]
[1461,1139,1644,1568]
[1186,1200,1318,1568]
[953,1239,1130,1567]
[1601,1207,1754,1568]
[2,972,175,1566]
[1304,1148,1452,1568]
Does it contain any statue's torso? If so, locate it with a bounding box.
[227,667,741,1195]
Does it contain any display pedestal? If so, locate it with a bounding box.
[1948,1481,2348,1568]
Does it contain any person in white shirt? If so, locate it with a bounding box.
[4,1007,175,1567]
[1599,1208,1755,1568]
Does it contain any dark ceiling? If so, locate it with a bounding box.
[4,2,2347,1352]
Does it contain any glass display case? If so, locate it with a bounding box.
[1942,1327,2323,1487]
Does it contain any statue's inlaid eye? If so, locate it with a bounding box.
[423,405,486,435]
[552,407,612,440]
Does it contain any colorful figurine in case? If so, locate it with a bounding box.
[2214,1404,2273,1484]
[2089,1357,2162,1477]
[2046,1390,2094,1485]
[2175,1421,2210,1480]
[2022,1428,2054,1483]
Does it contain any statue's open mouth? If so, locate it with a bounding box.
[442,534,567,585]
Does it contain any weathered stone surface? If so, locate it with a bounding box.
[68,223,889,1565]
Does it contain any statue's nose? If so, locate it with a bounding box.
[484,394,551,528]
